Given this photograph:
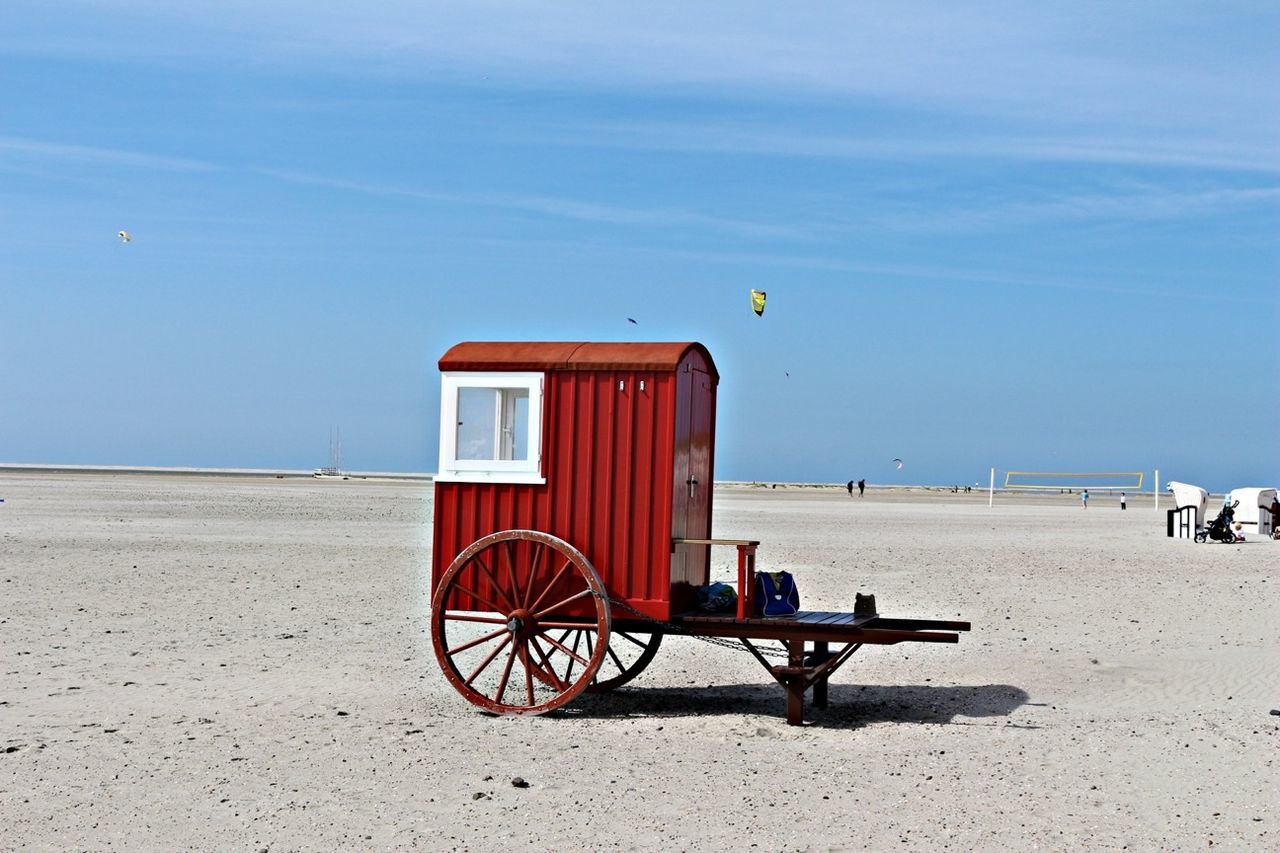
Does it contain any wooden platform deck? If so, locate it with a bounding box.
[671,610,971,644]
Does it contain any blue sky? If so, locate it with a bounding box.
[2,2,1277,490]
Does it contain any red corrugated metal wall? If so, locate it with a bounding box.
[432,366,683,619]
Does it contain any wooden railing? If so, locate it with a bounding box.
[672,538,760,619]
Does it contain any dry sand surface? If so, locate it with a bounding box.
[2,472,1276,851]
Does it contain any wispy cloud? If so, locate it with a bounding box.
[527,121,1280,175]
[0,135,216,173]
[7,0,1277,232]
[8,2,1276,150]
[256,169,454,202]
[258,168,801,238]
[7,136,1268,246]
[931,185,1280,230]
[417,233,1275,305]
[789,181,1280,236]
[639,246,1275,305]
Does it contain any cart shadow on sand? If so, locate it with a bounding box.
[556,683,1031,729]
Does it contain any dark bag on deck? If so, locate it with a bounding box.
[696,582,737,613]
[754,570,800,617]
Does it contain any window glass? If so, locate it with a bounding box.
[499,388,529,461]
[456,388,497,460]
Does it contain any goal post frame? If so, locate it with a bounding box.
[1002,471,1145,491]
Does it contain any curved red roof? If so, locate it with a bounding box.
[439,341,718,381]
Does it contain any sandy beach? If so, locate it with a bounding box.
[1,471,1275,850]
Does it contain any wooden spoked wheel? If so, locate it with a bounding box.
[431,530,611,715]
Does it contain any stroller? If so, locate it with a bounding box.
[1196,500,1239,543]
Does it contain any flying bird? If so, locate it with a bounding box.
[627,317,638,325]
[118,230,132,243]
[749,289,766,316]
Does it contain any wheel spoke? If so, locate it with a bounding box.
[443,612,508,625]
[606,643,626,675]
[527,636,568,691]
[521,642,535,706]
[563,630,584,683]
[522,543,546,610]
[527,558,573,614]
[502,540,522,613]
[493,640,519,705]
[615,630,650,649]
[536,620,602,630]
[464,634,512,687]
[472,554,517,611]
[533,587,594,619]
[539,630,592,668]
[446,626,509,656]
[446,581,506,616]
[553,628,574,681]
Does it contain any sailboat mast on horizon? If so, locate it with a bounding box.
[314,427,344,478]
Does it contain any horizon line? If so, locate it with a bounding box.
[0,463,1208,493]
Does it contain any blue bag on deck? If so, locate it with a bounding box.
[754,571,800,617]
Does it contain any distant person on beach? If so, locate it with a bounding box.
[1120,492,1127,510]
[857,479,866,497]
[846,480,854,497]
[1082,489,1089,509]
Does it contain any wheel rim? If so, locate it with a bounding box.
[431,530,611,715]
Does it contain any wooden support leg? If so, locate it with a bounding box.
[785,640,805,726]
[735,544,757,620]
[812,640,829,709]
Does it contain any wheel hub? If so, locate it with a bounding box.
[506,608,532,636]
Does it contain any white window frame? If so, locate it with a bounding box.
[436,371,545,484]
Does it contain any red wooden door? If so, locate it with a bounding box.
[671,363,714,601]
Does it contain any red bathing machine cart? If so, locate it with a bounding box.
[430,341,969,725]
